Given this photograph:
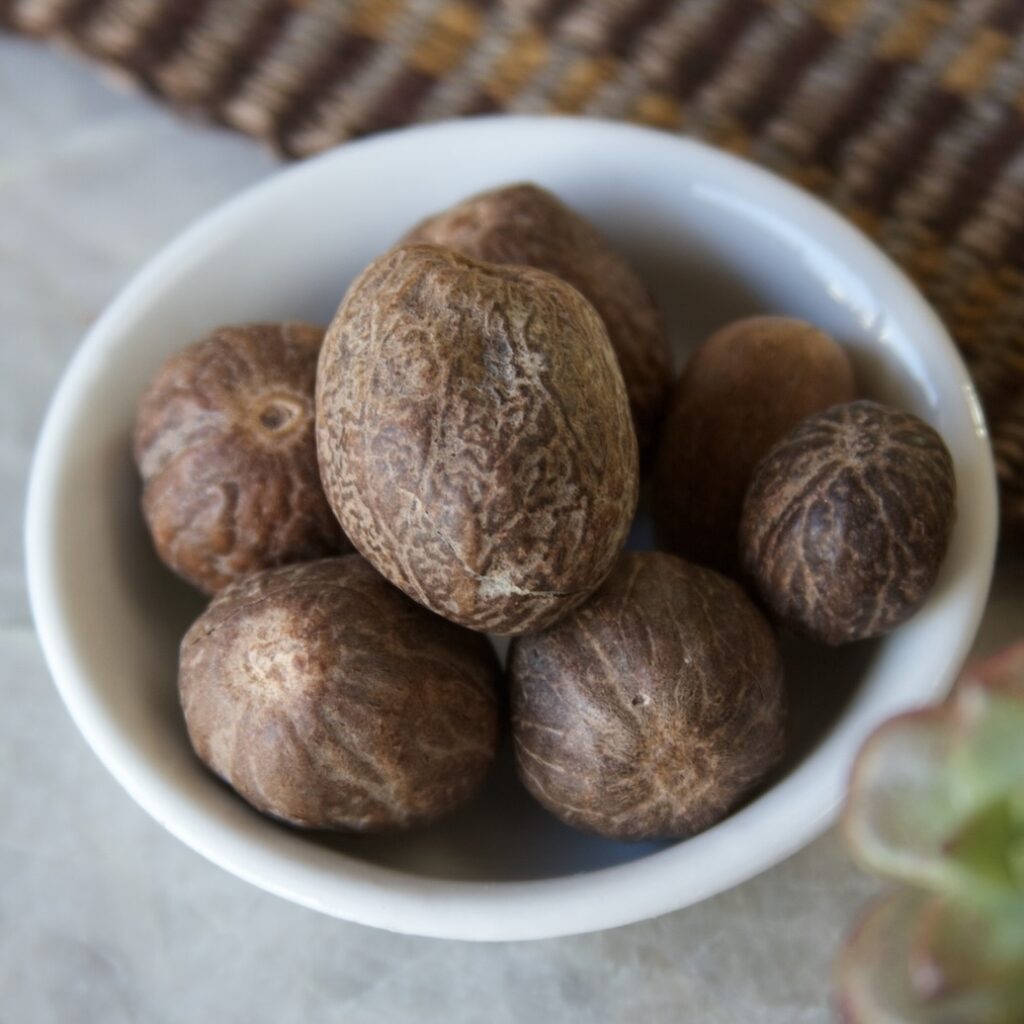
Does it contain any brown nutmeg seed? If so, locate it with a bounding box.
[134,322,348,593]
[404,183,672,456]
[654,316,856,573]
[316,243,639,637]
[510,551,786,841]
[179,555,502,832]
[739,399,957,645]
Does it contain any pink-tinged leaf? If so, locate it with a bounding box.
[909,896,1024,1000]
[839,644,1024,1022]
[836,891,1024,1024]
[958,644,1024,700]
[844,660,1024,898]
[836,889,932,1023]
[843,710,964,891]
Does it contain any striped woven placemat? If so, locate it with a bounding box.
[5,0,1024,536]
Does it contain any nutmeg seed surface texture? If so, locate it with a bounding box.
[134,321,347,593]
[740,399,957,644]
[179,555,502,832]
[316,243,639,636]
[510,551,786,841]
[404,183,672,456]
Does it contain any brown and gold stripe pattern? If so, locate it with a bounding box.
[4,0,1024,535]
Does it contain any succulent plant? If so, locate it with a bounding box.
[837,643,1024,1022]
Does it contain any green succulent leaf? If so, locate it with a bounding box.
[843,682,1024,901]
[948,686,1024,822]
[942,795,1024,897]
[1009,790,1024,887]
[839,646,1024,1022]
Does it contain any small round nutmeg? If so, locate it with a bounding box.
[510,551,786,841]
[179,555,502,832]
[740,399,957,645]
[404,183,672,456]
[134,322,347,593]
[317,243,639,637]
[654,316,856,573]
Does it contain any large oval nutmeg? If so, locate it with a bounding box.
[739,400,957,645]
[510,551,786,841]
[134,322,347,593]
[316,243,639,636]
[654,316,856,573]
[179,556,502,831]
[404,183,672,456]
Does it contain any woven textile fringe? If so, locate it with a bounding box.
[5,0,1024,536]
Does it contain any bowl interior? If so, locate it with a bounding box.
[27,117,996,938]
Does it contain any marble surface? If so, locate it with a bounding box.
[2,33,1022,1022]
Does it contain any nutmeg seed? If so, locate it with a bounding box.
[404,183,672,456]
[654,316,856,573]
[510,551,786,841]
[316,243,639,636]
[179,555,503,831]
[133,321,347,593]
[739,399,957,644]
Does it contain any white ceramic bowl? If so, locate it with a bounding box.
[26,117,997,941]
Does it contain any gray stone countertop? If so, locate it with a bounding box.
[2,32,1021,1023]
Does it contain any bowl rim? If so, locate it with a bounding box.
[25,114,999,941]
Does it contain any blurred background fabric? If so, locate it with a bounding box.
[3,0,1024,536]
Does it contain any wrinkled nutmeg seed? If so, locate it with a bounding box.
[316,243,639,636]
[404,183,672,456]
[133,321,347,593]
[740,399,957,645]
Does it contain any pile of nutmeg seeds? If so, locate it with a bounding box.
[134,184,957,841]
